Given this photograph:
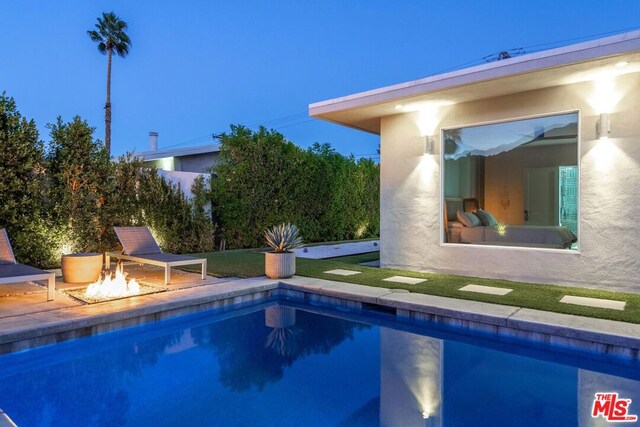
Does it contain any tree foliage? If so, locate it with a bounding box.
[0,93,56,267]
[87,12,131,58]
[0,96,378,267]
[47,116,112,253]
[210,125,380,248]
[0,94,215,267]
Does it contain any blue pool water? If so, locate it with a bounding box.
[0,300,638,427]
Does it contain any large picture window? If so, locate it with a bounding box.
[442,112,579,250]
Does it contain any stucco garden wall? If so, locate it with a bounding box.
[379,72,640,291]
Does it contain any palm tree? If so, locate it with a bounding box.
[87,12,131,155]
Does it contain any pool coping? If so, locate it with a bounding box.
[0,275,639,358]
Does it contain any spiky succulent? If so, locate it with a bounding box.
[264,223,304,253]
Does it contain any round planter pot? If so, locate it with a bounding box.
[61,252,103,284]
[265,252,296,279]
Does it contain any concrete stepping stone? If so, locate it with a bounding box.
[459,284,513,296]
[323,269,362,276]
[382,276,426,285]
[560,295,626,311]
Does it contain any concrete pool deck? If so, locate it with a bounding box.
[0,270,639,359]
[294,240,379,259]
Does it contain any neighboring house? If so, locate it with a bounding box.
[310,31,640,291]
[136,132,220,198]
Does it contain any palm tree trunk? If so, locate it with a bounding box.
[105,46,112,155]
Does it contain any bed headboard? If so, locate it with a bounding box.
[444,198,463,232]
[463,198,480,212]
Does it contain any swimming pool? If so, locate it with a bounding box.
[0,298,638,426]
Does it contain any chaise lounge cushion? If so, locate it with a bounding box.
[133,253,199,263]
[0,263,51,279]
[114,227,163,256]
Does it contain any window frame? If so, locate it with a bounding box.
[438,109,582,254]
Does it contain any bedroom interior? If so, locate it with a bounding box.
[443,112,579,250]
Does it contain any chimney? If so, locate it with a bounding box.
[149,132,158,151]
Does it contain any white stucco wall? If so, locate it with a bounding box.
[380,72,640,291]
[157,170,207,199]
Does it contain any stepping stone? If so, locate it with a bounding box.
[382,276,426,285]
[560,295,626,311]
[323,269,362,276]
[459,284,513,296]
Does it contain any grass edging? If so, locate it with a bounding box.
[192,249,640,324]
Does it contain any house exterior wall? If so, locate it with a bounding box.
[143,152,218,173]
[156,170,205,196]
[178,152,219,173]
[380,72,640,291]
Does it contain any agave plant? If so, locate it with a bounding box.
[264,223,304,253]
[265,327,300,357]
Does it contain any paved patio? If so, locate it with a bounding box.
[0,268,639,359]
[0,264,236,320]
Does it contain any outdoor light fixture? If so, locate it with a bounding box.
[597,113,611,140]
[394,104,403,110]
[424,136,435,155]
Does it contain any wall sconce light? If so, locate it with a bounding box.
[597,113,611,140]
[424,136,435,155]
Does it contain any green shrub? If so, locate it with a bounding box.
[0,93,59,267]
[1,95,217,267]
[210,126,379,249]
[0,95,377,266]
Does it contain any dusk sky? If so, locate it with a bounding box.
[2,1,640,160]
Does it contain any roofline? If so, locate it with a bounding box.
[136,144,220,160]
[309,30,640,116]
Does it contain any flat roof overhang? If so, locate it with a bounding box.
[137,144,220,161]
[309,31,640,134]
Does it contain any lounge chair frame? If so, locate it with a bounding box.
[106,227,207,286]
[0,229,55,301]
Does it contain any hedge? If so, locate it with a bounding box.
[210,125,380,249]
[0,94,215,268]
[0,95,379,267]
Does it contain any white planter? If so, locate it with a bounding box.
[264,306,296,328]
[265,252,296,279]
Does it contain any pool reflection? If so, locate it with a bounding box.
[0,304,638,427]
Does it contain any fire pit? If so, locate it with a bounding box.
[64,263,163,304]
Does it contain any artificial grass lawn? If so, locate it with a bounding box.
[191,249,640,324]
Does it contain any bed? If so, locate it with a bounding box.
[445,198,577,249]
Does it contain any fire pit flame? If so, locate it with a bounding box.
[85,263,141,299]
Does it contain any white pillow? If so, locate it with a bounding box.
[456,211,481,227]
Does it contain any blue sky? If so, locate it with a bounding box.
[2,1,640,160]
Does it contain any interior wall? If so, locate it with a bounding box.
[484,143,577,225]
[444,156,483,202]
[379,72,640,291]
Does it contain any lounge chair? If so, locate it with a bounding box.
[105,227,207,286]
[0,229,55,301]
